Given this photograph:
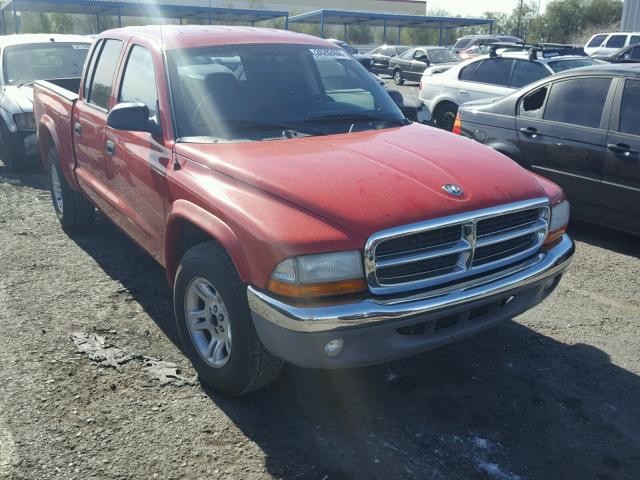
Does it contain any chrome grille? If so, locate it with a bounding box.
[364,198,550,294]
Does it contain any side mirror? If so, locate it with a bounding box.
[417,55,429,64]
[107,102,161,136]
[387,89,404,109]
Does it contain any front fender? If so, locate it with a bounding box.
[165,199,251,287]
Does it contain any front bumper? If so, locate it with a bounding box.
[248,235,574,368]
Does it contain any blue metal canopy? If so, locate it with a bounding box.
[289,9,493,45]
[1,0,290,34]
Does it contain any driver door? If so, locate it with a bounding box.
[409,49,429,81]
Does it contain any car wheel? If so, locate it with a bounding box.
[173,241,284,396]
[434,103,458,132]
[48,147,95,229]
[393,69,404,86]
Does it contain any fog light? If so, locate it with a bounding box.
[324,338,344,358]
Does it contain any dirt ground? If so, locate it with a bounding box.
[0,163,639,480]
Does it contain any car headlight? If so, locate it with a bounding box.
[268,250,366,298]
[545,200,570,245]
[13,112,36,130]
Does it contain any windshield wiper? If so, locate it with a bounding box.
[220,119,325,137]
[303,112,408,126]
[16,81,34,88]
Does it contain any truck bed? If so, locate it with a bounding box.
[33,77,82,187]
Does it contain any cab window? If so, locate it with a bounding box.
[587,34,607,48]
[543,77,611,128]
[87,39,123,110]
[119,45,158,116]
[619,80,640,136]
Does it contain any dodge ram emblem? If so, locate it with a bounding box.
[442,184,463,196]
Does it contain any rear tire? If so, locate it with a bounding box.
[393,69,404,86]
[173,242,284,396]
[433,102,458,132]
[47,148,95,230]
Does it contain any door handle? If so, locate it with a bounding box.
[608,143,639,158]
[519,127,540,138]
[106,140,116,155]
[74,122,82,136]
[459,90,468,96]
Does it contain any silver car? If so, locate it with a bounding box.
[0,34,91,171]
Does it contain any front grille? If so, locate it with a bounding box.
[364,199,550,294]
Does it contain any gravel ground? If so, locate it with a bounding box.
[1,161,639,480]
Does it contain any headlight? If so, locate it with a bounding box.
[13,112,35,130]
[268,250,366,298]
[545,200,570,245]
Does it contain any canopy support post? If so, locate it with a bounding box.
[397,26,401,44]
[383,19,387,43]
[320,9,325,38]
[95,14,100,33]
[117,8,122,27]
[439,21,443,46]
[12,0,18,34]
[284,14,289,30]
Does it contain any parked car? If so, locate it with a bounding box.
[0,34,91,171]
[592,44,640,63]
[367,44,409,74]
[584,32,640,56]
[455,64,640,235]
[327,38,372,69]
[34,26,574,396]
[389,46,461,85]
[420,45,601,131]
[452,34,523,53]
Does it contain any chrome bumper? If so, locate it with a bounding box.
[248,234,574,334]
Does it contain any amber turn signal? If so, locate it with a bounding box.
[267,278,367,298]
[544,226,567,246]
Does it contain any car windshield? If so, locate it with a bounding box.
[167,43,407,143]
[428,49,462,63]
[548,58,599,73]
[453,38,471,50]
[3,42,90,86]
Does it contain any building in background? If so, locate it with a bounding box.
[622,0,640,30]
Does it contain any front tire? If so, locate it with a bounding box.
[433,102,458,132]
[0,121,20,171]
[48,148,95,229]
[173,242,284,396]
[393,69,404,86]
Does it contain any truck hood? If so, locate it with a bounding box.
[2,85,34,113]
[175,123,550,238]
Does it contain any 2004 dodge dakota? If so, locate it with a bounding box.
[33,26,574,396]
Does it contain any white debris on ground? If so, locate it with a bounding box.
[468,435,521,480]
[471,436,491,451]
[71,332,196,386]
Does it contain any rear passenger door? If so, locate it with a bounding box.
[602,78,640,233]
[455,58,515,104]
[73,38,124,213]
[515,76,615,219]
[105,43,170,262]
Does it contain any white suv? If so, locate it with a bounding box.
[584,32,640,56]
[419,51,601,131]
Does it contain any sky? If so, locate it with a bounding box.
[424,0,548,17]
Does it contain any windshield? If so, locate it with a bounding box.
[453,38,472,50]
[429,49,462,64]
[548,58,599,73]
[3,42,90,86]
[167,44,407,143]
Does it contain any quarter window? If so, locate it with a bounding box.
[459,60,481,80]
[606,35,627,49]
[87,39,123,110]
[543,77,611,128]
[464,58,514,86]
[119,45,158,116]
[619,80,640,136]
[631,35,640,46]
[510,60,550,88]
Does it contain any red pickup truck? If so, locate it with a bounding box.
[33,26,574,396]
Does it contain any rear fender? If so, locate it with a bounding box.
[485,140,522,164]
[165,199,251,287]
[37,117,81,191]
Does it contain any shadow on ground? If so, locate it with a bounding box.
[58,209,640,480]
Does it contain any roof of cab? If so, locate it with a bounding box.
[0,33,91,47]
[99,25,332,51]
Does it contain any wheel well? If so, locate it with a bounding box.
[38,127,54,166]
[433,100,458,118]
